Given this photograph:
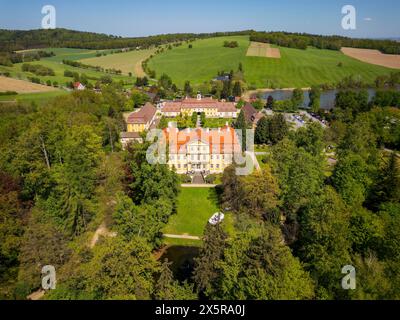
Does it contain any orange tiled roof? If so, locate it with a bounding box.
[163,126,241,155]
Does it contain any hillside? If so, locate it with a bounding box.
[80,48,157,77]
[147,35,396,89]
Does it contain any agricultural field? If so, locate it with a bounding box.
[0,49,134,89]
[341,47,400,69]
[147,35,395,89]
[0,90,68,103]
[0,75,59,93]
[246,41,281,58]
[80,48,157,77]
[17,47,113,62]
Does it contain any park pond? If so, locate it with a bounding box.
[259,87,399,110]
[160,245,200,282]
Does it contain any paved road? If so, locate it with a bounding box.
[181,184,217,188]
[245,151,261,172]
[163,234,201,240]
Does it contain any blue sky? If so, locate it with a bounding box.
[1,0,399,38]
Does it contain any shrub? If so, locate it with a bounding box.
[180,175,192,183]
[205,174,217,184]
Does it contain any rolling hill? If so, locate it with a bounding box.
[147,35,396,89]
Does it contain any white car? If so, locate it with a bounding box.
[209,212,225,225]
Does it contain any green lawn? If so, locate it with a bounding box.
[164,187,220,237]
[148,36,248,88]
[147,35,395,89]
[23,48,113,62]
[0,90,69,103]
[203,118,233,128]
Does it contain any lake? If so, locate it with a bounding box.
[260,88,378,110]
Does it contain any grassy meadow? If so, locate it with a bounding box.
[147,35,395,89]
[148,36,249,87]
[80,48,157,77]
[0,48,134,92]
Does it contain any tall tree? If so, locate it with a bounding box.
[239,167,281,221]
[368,152,400,208]
[297,186,352,299]
[309,86,321,112]
[269,114,289,145]
[83,236,158,300]
[154,259,196,300]
[193,224,227,296]
[184,81,193,96]
[235,109,248,151]
[232,81,242,97]
[210,223,315,300]
[266,95,274,109]
[291,88,304,110]
[255,116,270,145]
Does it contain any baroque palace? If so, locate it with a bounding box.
[163,125,241,174]
[120,95,241,174]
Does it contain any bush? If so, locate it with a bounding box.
[223,41,239,48]
[28,77,41,84]
[180,175,192,183]
[205,174,217,184]
[0,91,17,96]
[22,64,55,76]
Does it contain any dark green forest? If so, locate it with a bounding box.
[0,77,399,299]
[1,28,399,54]
[250,31,400,54]
[0,28,253,52]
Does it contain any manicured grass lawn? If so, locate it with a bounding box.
[163,238,203,247]
[164,187,220,237]
[148,35,394,89]
[80,48,157,76]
